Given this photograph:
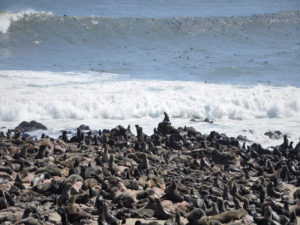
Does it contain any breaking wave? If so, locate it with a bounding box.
[0,70,299,122]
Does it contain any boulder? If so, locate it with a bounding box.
[15,121,47,132]
[78,124,90,130]
[264,131,282,140]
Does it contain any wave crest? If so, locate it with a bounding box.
[1,10,299,36]
[0,10,52,33]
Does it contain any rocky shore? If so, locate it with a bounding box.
[0,113,299,225]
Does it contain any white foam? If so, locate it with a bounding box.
[0,70,299,121]
[0,10,52,34]
[0,70,299,146]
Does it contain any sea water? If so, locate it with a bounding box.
[0,0,299,147]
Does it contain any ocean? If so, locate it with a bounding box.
[0,0,300,147]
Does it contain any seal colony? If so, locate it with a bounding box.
[0,113,299,225]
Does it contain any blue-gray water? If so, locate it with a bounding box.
[0,0,299,146]
[1,0,300,86]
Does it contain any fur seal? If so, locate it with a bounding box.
[267,182,281,198]
[36,165,61,176]
[15,217,41,225]
[57,206,70,225]
[97,208,109,225]
[63,196,91,223]
[161,181,184,203]
[0,165,13,174]
[0,197,8,210]
[101,202,119,225]
[61,130,69,143]
[163,112,170,123]
[57,182,72,205]
[211,208,248,223]
[175,213,184,225]
[205,202,219,216]
[35,145,48,159]
[153,198,175,220]
[187,208,206,222]
[14,174,26,190]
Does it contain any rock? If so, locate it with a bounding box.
[264,130,282,140]
[15,120,47,132]
[78,124,90,130]
[237,135,249,142]
[204,118,213,123]
[190,118,213,123]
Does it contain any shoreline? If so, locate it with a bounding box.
[0,113,299,224]
[1,115,299,150]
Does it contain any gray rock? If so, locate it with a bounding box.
[79,124,90,130]
[15,120,47,132]
[264,131,282,140]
